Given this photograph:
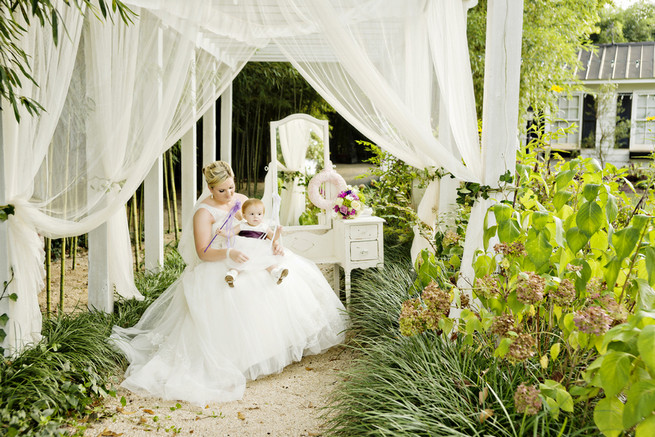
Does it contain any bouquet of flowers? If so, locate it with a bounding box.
[333,185,365,219]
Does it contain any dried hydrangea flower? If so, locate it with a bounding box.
[516,272,545,305]
[422,281,451,318]
[442,229,461,247]
[459,293,470,309]
[493,242,526,257]
[475,275,500,299]
[566,263,583,272]
[399,298,426,337]
[513,384,542,415]
[598,295,627,323]
[507,334,536,362]
[585,277,605,297]
[491,313,517,337]
[573,306,611,335]
[551,278,576,307]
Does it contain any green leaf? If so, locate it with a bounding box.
[604,257,621,291]
[639,325,655,372]
[612,227,640,261]
[599,351,631,398]
[493,204,512,223]
[636,278,655,311]
[605,194,618,223]
[632,214,651,231]
[644,247,655,287]
[583,184,600,201]
[553,190,573,211]
[566,227,589,253]
[550,342,561,360]
[623,380,655,429]
[636,414,655,437]
[497,219,520,243]
[483,225,497,251]
[576,201,604,236]
[0,313,8,327]
[594,397,625,437]
[555,170,575,190]
[526,229,553,270]
[531,211,549,231]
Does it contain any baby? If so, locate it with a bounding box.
[223,198,288,287]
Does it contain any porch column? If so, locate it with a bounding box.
[202,101,217,190]
[220,83,233,165]
[144,157,164,272]
[0,107,10,348]
[88,223,112,312]
[480,0,524,185]
[181,126,197,228]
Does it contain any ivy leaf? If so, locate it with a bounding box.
[576,201,604,237]
[582,184,600,202]
[612,227,640,261]
[599,350,631,398]
[566,227,589,253]
[594,397,624,437]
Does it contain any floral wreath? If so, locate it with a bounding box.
[307,168,347,210]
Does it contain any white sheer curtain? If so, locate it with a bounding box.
[278,120,313,226]
[3,4,250,353]
[1,1,85,354]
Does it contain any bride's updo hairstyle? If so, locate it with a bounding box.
[203,161,234,187]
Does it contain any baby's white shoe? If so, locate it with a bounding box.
[271,266,289,285]
[225,269,238,288]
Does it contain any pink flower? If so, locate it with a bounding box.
[340,205,349,215]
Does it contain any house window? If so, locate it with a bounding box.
[551,94,582,149]
[632,93,655,152]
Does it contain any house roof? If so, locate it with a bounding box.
[576,42,655,81]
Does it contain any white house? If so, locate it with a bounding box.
[547,42,655,164]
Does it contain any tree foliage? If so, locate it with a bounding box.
[594,0,655,43]
[467,0,610,125]
[0,0,133,120]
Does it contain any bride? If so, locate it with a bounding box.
[110,160,348,405]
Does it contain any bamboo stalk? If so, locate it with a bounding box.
[71,235,77,269]
[163,150,172,234]
[139,184,144,263]
[169,149,179,241]
[45,237,51,317]
[59,238,66,312]
[132,193,140,270]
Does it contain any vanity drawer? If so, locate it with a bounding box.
[349,224,379,241]
[350,240,379,261]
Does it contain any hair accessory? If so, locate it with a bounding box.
[204,200,242,253]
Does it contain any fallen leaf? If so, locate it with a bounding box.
[237,411,246,420]
[307,402,315,408]
[142,409,155,415]
[305,366,314,371]
[307,432,321,436]
[479,409,494,423]
[139,417,147,424]
[97,429,123,436]
[478,387,488,404]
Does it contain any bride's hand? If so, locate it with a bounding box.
[229,249,249,263]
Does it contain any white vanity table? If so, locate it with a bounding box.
[266,114,384,305]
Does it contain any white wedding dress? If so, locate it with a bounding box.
[110,203,348,405]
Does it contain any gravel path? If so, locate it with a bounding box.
[76,345,352,437]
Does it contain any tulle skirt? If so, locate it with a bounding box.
[224,235,283,271]
[110,251,348,405]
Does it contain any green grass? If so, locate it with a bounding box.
[0,245,186,436]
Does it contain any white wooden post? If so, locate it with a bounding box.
[181,125,197,227]
[0,109,11,342]
[144,29,165,272]
[144,157,164,272]
[480,0,524,185]
[220,83,233,164]
[202,101,217,189]
[88,223,112,312]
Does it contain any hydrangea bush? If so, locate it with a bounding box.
[400,149,655,436]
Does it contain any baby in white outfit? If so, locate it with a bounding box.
[222,198,288,287]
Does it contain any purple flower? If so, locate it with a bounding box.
[349,209,356,215]
[334,205,340,212]
[338,192,347,198]
[340,205,349,215]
